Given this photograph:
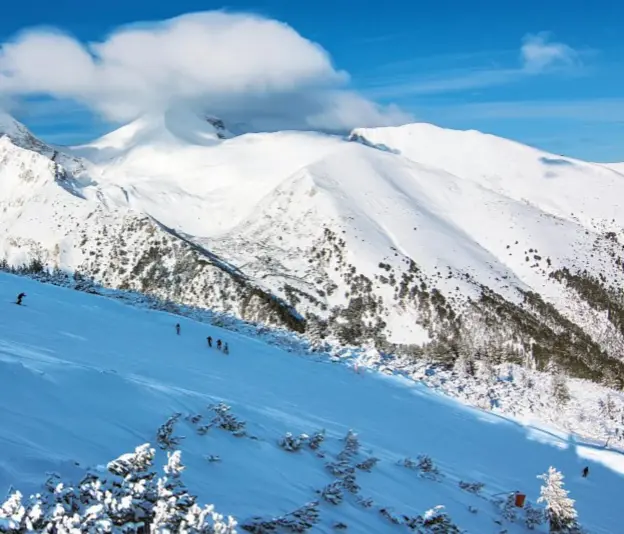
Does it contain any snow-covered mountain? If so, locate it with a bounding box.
[0,271,621,533]
[2,110,624,388]
[605,162,624,174]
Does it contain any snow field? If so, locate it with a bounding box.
[0,272,622,532]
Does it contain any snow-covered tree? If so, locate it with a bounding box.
[537,467,580,533]
[0,444,237,534]
[551,373,571,407]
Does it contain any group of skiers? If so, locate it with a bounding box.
[175,323,229,354]
[15,294,230,354]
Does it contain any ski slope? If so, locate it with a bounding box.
[0,273,622,533]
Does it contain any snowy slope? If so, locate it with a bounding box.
[2,112,624,388]
[0,272,622,533]
[68,111,344,237]
[605,162,624,175]
[350,124,624,230]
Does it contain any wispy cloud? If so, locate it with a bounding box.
[520,32,578,72]
[365,68,523,98]
[364,32,582,99]
[0,11,412,131]
[425,98,624,123]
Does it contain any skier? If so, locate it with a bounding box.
[582,466,589,478]
[216,339,222,351]
[223,342,229,354]
[176,323,180,335]
[15,292,26,305]
[207,336,213,348]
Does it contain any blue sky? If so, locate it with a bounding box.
[1,0,623,161]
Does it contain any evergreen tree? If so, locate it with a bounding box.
[551,373,571,407]
[537,467,580,533]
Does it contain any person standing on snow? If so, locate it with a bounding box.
[176,323,180,335]
[207,336,213,348]
[223,342,229,354]
[216,339,222,351]
[582,466,589,478]
[16,293,26,305]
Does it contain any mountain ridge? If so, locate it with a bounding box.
[2,111,624,388]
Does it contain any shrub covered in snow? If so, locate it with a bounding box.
[318,481,344,505]
[337,430,359,460]
[355,457,379,472]
[307,429,325,451]
[458,480,485,495]
[403,505,461,533]
[241,501,319,533]
[157,413,185,450]
[279,432,309,452]
[496,493,519,523]
[0,443,237,533]
[209,403,247,436]
[400,455,442,480]
[524,501,545,530]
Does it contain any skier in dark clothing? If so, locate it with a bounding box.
[582,466,589,478]
[216,339,222,351]
[223,342,229,355]
[16,293,26,305]
[207,336,213,348]
[175,323,180,335]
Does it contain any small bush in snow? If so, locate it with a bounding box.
[325,459,354,478]
[0,443,237,533]
[400,457,419,470]
[400,455,442,480]
[241,501,320,533]
[416,455,438,474]
[186,413,203,425]
[403,505,461,533]
[157,413,185,450]
[308,430,325,451]
[333,521,348,530]
[209,403,247,437]
[524,502,545,530]
[341,472,360,495]
[279,432,309,452]
[496,493,519,523]
[337,430,359,461]
[356,496,374,508]
[355,457,379,472]
[458,480,485,495]
[379,508,401,525]
[318,481,344,505]
[197,424,212,435]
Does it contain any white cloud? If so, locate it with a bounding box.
[521,32,578,73]
[363,32,580,99]
[0,11,411,131]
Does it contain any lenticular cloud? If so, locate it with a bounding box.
[0,11,410,130]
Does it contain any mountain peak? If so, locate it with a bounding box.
[0,112,44,150]
[72,106,235,162]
